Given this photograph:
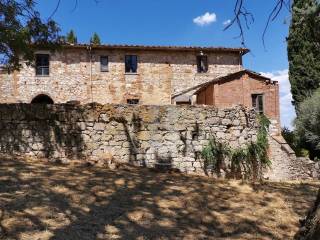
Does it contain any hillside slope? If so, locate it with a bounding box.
[0,156,319,240]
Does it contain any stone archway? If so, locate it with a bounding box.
[31,94,54,104]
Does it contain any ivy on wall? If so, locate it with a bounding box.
[201,114,271,179]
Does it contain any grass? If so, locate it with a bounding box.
[0,155,319,240]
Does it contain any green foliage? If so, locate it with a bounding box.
[282,127,298,150]
[300,148,310,158]
[201,115,271,179]
[230,147,249,176]
[66,30,77,44]
[281,127,310,157]
[255,114,271,166]
[90,32,101,45]
[231,115,271,178]
[201,137,231,174]
[295,88,320,158]
[288,0,320,108]
[0,0,61,70]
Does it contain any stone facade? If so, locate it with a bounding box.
[0,103,259,175]
[0,45,244,105]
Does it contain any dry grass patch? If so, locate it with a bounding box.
[0,156,319,240]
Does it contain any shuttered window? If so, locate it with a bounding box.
[100,56,108,72]
[197,55,208,73]
[35,54,49,76]
[252,94,264,114]
[125,55,138,73]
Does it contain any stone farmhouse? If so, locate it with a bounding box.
[0,44,280,129]
[1,44,318,180]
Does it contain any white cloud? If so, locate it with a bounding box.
[223,19,231,26]
[193,12,217,26]
[260,69,296,129]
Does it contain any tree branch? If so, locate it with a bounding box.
[225,0,291,47]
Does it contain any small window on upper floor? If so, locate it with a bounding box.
[252,94,264,114]
[125,55,138,73]
[127,99,139,105]
[100,56,109,72]
[197,55,208,73]
[35,54,49,76]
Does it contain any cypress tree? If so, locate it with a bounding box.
[90,32,101,45]
[66,30,77,44]
[287,0,320,109]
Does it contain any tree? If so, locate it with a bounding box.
[0,0,61,70]
[66,30,77,44]
[287,0,320,108]
[295,88,320,159]
[90,32,101,45]
[282,127,310,157]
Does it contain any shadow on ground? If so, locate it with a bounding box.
[0,156,319,240]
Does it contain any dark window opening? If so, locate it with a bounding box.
[127,99,139,105]
[176,101,191,105]
[31,94,54,104]
[197,55,208,73]
[35,54,49,76]
[252,94,264,114]
[125,55,138,73]
[100,56,108,72]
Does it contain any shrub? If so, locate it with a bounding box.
[295,88,320,159]
[201,137,231,175]
[281,127,306,157]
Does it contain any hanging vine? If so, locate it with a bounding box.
[201,114,271,179]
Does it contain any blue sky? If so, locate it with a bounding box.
[36,0,295,128]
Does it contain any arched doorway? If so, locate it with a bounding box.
[31,94,54,104]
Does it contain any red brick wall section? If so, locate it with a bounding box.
[245,74,279,121]
[214,77,244,108]
[196,85,214,105]
[196,73,280,122]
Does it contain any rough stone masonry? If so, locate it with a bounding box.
[0,103,260,175]
[0,103,318,180]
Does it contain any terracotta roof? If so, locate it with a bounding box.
[63,43,249,55]
[193,70,274,95]
[172,70,274,98]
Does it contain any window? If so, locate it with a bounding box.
[100,56,108,72]
[127,99,139,105]
[197,55,208,73]
[35,54,49,76]
[252,94,264,114]
[125,55,138,73]
[176,101,191,105]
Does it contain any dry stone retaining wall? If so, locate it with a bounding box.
[266,136,319,180]
[0,103,258,175]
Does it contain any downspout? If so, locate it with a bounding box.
[242,74,245,105]
[87,45,93,103]
[239,51,242,71]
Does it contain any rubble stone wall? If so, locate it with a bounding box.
[266,136,320,180]
[0,103,258,175]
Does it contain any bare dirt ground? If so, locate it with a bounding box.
[0,156,319,240]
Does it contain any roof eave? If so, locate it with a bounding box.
[194,70,272,95]
[61,44,249,54]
